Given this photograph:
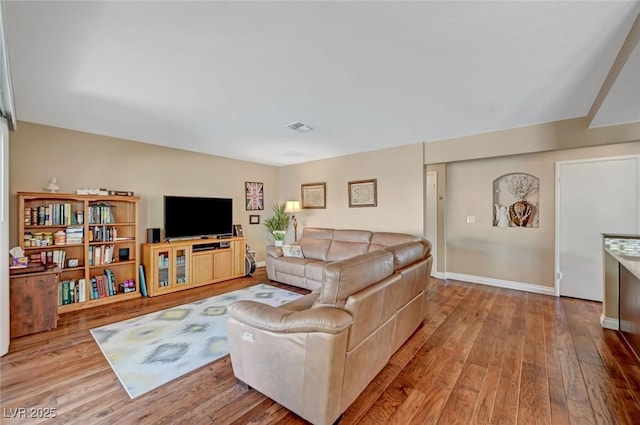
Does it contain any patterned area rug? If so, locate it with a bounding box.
[90,283,302,398]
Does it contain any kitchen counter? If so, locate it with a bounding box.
[602,234,640,325]
[605,248,640,280]
[602,234,640,358]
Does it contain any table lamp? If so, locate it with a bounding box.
[284,200,302,241]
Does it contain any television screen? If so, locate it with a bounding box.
[164,196,233,240]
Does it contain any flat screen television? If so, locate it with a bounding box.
[164,195,233,240]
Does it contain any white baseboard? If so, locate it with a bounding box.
[431,271,447,280]
[443,272,557,296]
[600,315,619,330]
[256,261,266,268]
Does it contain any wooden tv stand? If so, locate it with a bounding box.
[141,237,246,297]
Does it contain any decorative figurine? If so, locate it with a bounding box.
[44,177,59,193]
[494,203,510,227]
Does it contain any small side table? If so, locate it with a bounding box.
[10,268,60,338]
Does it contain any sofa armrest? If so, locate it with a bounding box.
[266,245,284,258]
[384,241,428,270]
[228,301,352,334]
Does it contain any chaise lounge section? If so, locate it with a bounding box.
[266,227,428,290]
[227,235,432,425]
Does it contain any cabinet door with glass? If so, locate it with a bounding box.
[172,246,191,289]
[148,245,191,295]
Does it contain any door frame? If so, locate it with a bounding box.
[426,171,439,277]
[554,154,640,297]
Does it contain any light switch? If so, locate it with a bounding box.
[466,216,476,224]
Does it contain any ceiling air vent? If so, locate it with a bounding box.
[285,121,313,132]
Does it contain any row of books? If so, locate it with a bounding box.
[90,270,119,299]
[88,244,116,266]
[59,279,86,305]
[76,188,134,196]
[25,204,79,226]
[88,226,118,242]
[65,226,84,244]
[30,250,71,269]
[58,272,138,305]
[157,253,187,268]
[88,203,115,224]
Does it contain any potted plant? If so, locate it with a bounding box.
[263,202,290,246]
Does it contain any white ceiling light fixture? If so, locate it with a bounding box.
[285,121,314,132]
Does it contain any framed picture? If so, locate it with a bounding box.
[249,215,260,224]
[245,182,264,211]
[233,224,244,237]
[348,179,377,207]
[301,182,326,209]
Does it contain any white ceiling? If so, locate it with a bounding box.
[4,1,640,166]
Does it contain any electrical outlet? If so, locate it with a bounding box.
[466,216,476,224]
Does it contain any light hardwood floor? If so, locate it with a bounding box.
[1,269,639,424]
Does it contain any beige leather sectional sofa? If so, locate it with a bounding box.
[227,228,432,425]
[266,227,427,290]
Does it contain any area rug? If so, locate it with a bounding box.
[90,283,302,398]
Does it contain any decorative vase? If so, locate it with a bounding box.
[509,200,534,227]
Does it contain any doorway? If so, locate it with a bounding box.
[426,172,438,277]
[556,155,639,301]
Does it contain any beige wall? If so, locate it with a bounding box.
[441,141,640,288]
[9,120,639,290]
[424,117,640,164]
[279,143,425,241]
[8,122,280,261]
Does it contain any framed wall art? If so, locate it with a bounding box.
[249,215,260,224]
[301,182,326,209]
[348,179,377,207]
[245,181,264,211]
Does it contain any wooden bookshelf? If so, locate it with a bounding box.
[17,191,141,313]
[142,237,246,296]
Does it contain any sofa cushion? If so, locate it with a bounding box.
[326,230,373,261]
[305,260,330,283]
[282,244,304,258]
[274,257,316,277]
[299,228,334,260]
[368,232,419,252]
[316,250,394,308]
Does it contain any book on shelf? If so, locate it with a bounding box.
[107,190,135,196]
[96,275,106,298]
[78,279,86,302]
[65,226,83,244]
[139,265,148,297]
[90,276,99,299]
[76,188,109,196]
[104,269,117,296]
[70,280,76,303]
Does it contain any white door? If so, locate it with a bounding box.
[557,156,639,301]
[426,172,438,277]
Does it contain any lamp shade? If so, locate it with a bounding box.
[284,200,301,213]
